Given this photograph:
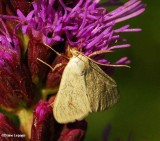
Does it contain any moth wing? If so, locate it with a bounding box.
[86,61,119,112]
[53,57,91,124]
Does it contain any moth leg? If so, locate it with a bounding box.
[51,63,64,72]
[88,50,113,57]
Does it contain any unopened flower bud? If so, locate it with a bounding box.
[31,100,56,141]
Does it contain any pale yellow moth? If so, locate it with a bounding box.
[52,49,120,124]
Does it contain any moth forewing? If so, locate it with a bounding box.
[53,54,91,123]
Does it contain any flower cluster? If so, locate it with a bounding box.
[14,0,145,65]
[0,19,33,109]
[0,0,145,140]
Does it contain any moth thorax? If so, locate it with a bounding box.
[68,55,88,75]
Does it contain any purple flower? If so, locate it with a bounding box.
[0,0,33,31]
[62,0,145,66]
[31,100,56,141]
[0,0,145,140]
[16,0,64,45]
[0,19,34,109]
[11,0,145,70]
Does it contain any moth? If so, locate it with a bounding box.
[52,49,120,124]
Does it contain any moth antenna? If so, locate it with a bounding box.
[87,56,130,68]
[88,43,130,57]
[44,43,61,56]
[72,50,130,68]
[90,59,130,68]
[37,58,65,72]
[37,58,54,71]
[44,43,69,60]
[88,50,113,57]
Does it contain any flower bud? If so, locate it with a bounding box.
[31,100,56,141]
[0,30,34,109]
[27,40,54,84]
[46,54,68,89]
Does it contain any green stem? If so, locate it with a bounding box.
[17,108,33,141]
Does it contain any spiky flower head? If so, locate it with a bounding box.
[14,0,145,68]
[0,0,145,140]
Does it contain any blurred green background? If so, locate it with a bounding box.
[85,0,160,141]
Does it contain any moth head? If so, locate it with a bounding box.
[66,50,89,76]
[69,48,79,57]
[65,45,78,58]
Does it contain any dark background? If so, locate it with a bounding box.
[85,0,160,141]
